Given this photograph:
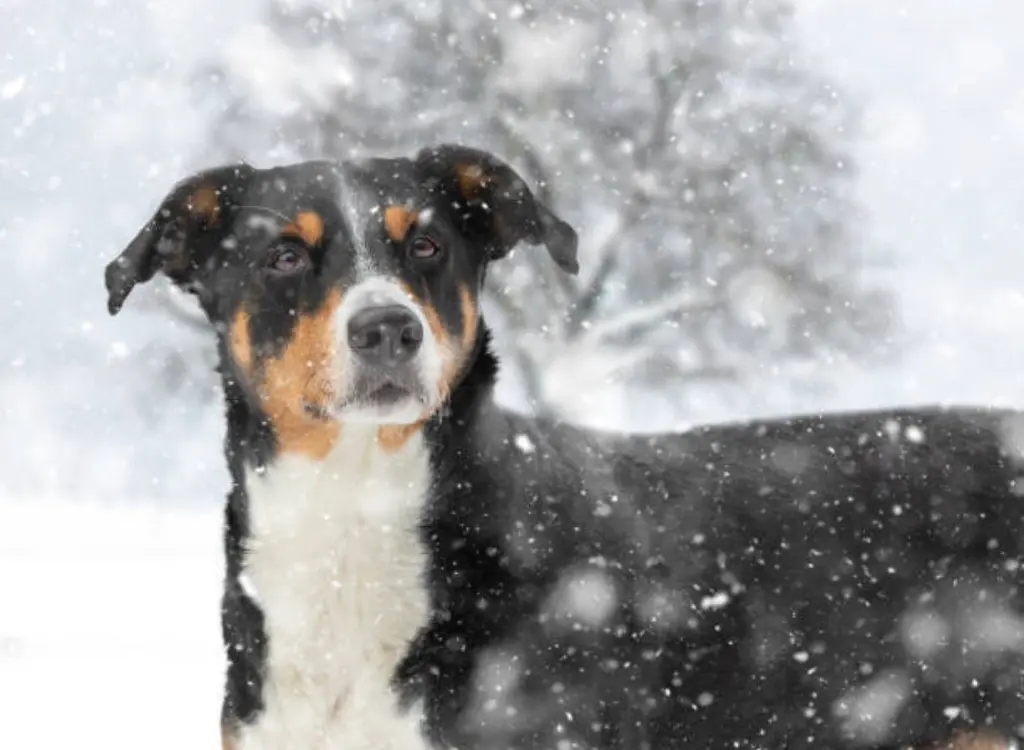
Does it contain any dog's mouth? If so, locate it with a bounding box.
[308,371,430,425]
[346,371,426,409]
[363,382,411,407]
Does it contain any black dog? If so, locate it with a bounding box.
[104,144,1023,750]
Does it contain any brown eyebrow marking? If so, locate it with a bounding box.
[454,163,492,198]
[383,205,418,242]
[282,210,325,246]
[186,186,220,225]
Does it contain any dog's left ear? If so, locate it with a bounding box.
[414,144,579,275]
[104,163,255,316]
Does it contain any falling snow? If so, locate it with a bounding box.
[699,591,731,611]
[3,2,1024,750]
[1,75,25,100]
[513,434,536,455]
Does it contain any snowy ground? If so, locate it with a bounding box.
[2,0,1024,747]
[0,500,224,749]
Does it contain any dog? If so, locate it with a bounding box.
[104,144,1024,750]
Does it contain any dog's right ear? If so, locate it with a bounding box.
[104,164,255,316]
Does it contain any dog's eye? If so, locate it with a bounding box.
[408,236,442,263]
[266,246,310,275]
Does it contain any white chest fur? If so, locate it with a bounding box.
[237,425,434,750]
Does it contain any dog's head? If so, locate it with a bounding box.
[105,145,578,458]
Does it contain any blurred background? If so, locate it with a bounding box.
[1,0,1023,747]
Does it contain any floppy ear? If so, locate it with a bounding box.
[414,144,579,275]
[104,163,255,316]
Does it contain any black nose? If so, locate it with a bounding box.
[347,305,424,366]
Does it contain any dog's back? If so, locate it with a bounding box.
[413,404,1024,750]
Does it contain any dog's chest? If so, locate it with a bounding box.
[239,434,433,750]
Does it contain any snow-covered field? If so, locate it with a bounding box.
[0,501,224,749]
[2,0,1024,747]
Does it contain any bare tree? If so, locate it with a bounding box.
[192,0,895,420]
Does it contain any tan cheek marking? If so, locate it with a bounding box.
[260,288,342,460]
[282,210,324,246]
[922,731,1008,750]
[376,283,459,455]
[420,297,452,360]
[383,205,418,242]
[187,186,220,225]
[419,295,466,401]
[221,724,238,750]
[454,163,491,198]
[228,307,253,376]
[459,283,479,352]
[419,297,463,407]
[396,280,453,360]
[377,422,424,453]
[377,288,473,453]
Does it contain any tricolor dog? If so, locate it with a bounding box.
[105,144,1024,750]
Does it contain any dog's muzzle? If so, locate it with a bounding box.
[330,278,441,423]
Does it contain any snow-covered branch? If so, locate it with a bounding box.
[578,287,719,349]
[202,0,891,423]
[148,279,210,335]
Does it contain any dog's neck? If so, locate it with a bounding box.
[219,348,471,748]
[214,323,506,747]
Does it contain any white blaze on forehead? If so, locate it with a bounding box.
[333,165,377,277]
[335,276,421,325]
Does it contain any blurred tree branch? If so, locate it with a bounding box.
[191,0,895,423]
[146,278,209,335]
